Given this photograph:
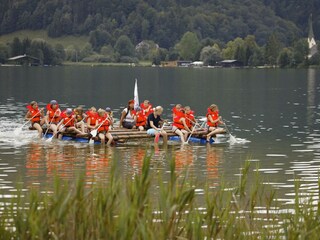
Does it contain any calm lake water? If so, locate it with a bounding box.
[0,66,319,209]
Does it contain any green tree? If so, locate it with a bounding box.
[277,48,293,68]
[79,43,93,60]
[265,33,283,65]
[135,40,158,60]
[175,31,201,61]
[114,35,135,57]
[292,39,308,66]
[0,44,9,63]
[10,37,23,56]
[54,44,66,62]
[222,38,245,60]
[200,44,222,65]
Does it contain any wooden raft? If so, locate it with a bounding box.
[30,126,210,142]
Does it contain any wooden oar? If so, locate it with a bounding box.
[14,113,39,136]
[89,117,110,144]
[185,119,201,144]
[43,110,59,138]
[184,117,205,144]
[46,117,74,142]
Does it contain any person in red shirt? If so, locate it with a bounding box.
[140,100,153,116]
[57,108,85,138]
[25,101,45,137]
[135,106,147,131]
[206,104,225,142]
[184,106,196,131]
[172,108,191,144]
[45,100,61,137]
[172,104,182,120]
[95,109,113,146]
[86,107,98,132]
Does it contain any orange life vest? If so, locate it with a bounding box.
[97,116,110,133]
[136,112,147,127]
[62,115,75,127]
[207,110,219,127]
[27,105,41,123]
[173,113,185,129]
[47,104,61,123]
[185,112,195,128]
[140,103,153,115]
[87,112,98,127]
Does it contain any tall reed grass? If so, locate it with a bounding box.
[0,154,320,239]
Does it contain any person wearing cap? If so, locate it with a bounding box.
[95,109,113,145]
[45,100,61,137]
[57,108,85,138]
[119,100,137,129]
[206,104,225,142]
[146,106,167,144]
[25,101,45,137]
[135,106,147,131]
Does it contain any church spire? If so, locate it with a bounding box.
[308,14,318,59]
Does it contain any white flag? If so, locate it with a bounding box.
[134,78,139,110]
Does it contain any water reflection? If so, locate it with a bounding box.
[307,68,316,128]
[206,146,223,184]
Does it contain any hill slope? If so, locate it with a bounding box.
[0,0,305,48]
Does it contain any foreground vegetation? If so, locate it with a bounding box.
[0,156,319,239]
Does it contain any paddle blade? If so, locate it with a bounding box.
[89,138,95,144]
[90,129,97,137]
[229,134,237,144]
[13,128,22,136]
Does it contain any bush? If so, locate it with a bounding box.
[119,56,139,63]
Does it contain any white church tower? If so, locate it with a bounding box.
[308,14,318,59]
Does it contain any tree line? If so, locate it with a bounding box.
[1,33,319,67]
[0,0,311,49]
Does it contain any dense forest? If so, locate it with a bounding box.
[0,0,319,66]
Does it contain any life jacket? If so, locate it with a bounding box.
[185,111,195,128]
[47,104,60,123]
[207,110,219,127]
[140,103,153,115]
[27,105,41,123]
[97,116,110,133]
[87,112,97,126]
[136,111,147,127]
[61,113,74,127]
[173,112,185,129]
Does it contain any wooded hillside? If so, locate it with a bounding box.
[1,0,316,48]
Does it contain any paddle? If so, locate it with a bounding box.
[43,110,59,138]
[46,116,74,142]
[185,119,200,144]
[89,116,110,144]
[14,112,40,136]
[223,121,237,144]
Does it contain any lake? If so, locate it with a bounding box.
[0,66,319,209]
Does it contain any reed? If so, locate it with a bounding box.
[0,155,320,239]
